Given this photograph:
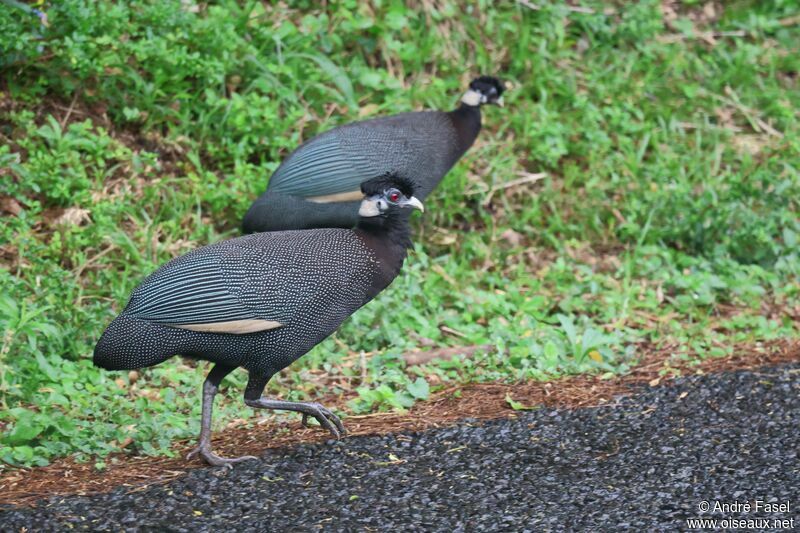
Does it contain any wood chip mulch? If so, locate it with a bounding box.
[1,339,798,508]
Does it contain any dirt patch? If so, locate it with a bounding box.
[1,338,797,508]
[0,87,188,181]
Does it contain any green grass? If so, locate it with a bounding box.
[1,0,798,467]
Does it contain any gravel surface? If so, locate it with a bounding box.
[3,364,799,531]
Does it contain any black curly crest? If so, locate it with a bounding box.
[361,172,418,198]
[469,76,505,97]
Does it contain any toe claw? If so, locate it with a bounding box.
[335,420,347,435]
[322,409,346,436]
[186,447,203,461]
[308,405,345,439]
[187,445,258,467]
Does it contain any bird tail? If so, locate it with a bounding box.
[93,315,176,371]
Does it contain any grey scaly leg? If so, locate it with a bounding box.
[187,364,258,467]
[243,374,346,438]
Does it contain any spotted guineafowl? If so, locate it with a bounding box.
[94,173,424,466]
[241,76,503,233]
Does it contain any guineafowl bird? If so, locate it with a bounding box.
[241,76,504,233]
[94,173,424,466]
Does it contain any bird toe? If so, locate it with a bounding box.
[187,445,258,467]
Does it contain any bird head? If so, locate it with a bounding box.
[462,76,505,107]
[358,173,424,218]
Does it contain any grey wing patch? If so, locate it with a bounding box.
[267,129,374,198]
[126,229,380,336]
[334,112,458,199]
[124,244,284,334]
[267,111,458,200]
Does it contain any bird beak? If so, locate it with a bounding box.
[403,196,424,213]
[495,96,504,107]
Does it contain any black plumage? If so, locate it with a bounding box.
[94,174,424,466]
[242,76,504,233]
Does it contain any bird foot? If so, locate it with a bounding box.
[245,398,347,439]
[186,444,258,468]
[299,402,347,438]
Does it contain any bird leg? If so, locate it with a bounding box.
[187,364,258,467]
[244,398,346,438]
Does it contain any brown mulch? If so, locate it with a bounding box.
[1,339,798,508]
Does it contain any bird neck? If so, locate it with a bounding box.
[448,103,482,152]
[356,211,412,245]
[355,211,413,264]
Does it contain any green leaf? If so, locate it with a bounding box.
[504,394,538,411]
[783,228,797,249]
[385,12,408,30]
[359,71,383,89]
[557,314,578,346]
[543,341,560,364]
[406,377,429,400]
[286,52,356,109]
[11,446,35,463]
[35,352,61,381]
[3,414,45,446]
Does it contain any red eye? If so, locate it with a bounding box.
[389,192,401,202]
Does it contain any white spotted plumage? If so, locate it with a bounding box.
[96,228,384,374]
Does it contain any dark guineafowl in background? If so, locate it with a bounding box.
[242,76,504,233]
[94,174,424,466]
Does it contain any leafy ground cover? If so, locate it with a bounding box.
[0,0,798,468]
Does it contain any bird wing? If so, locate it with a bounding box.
[122,230,378,334]
[122,244,283,334]
[266,111,455,200]
[266,127,378,199]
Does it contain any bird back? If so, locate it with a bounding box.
[267,111,460,201]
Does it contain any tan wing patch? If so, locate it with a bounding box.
[172,319,283,334]
[308,190,363,203]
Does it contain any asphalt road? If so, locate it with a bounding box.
[3,364,798,531]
